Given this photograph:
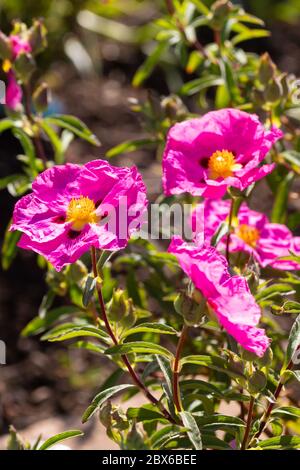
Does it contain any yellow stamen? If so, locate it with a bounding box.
[208,149,242,179]
[236,224,260,248]
[66,196,98,231]
[3,59,12,73]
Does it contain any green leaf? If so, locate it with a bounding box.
[46,115,100,146]
[189,0,209,15]
[179,411,202,450]
[271,172,294,224]
[121,323,177,339]
[72,341,105,355]
[279,150,300,172]
[38,430,83,450]
[39,120,64,164]
[127,405,166,423]
[82,275,96,307]
[180,379,223,398]
[181,355,245,379]
[271,406,300,420]
[0,174,25,190]
[180,75,224,96]
[284,314,300,368]
[201,433,231,450]
[1,222,21,270]
[7,174,30,196]
[42,324,109,343]
[22,306,81,336]
[255,283,294,303]
[254,435,300,450]
[105,341,173,359]
[232,29,270,46]
[106,139,159,158]
[193,413,245,432]
[0,118,15,133]
[12,128,37,174]
[82,384,135,423]
[211,221,228,247]
[133,42,167,87]
[155,355,176,418]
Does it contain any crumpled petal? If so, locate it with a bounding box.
[163,108,282,198]
[168,236,269,356]
[6,71,22,109]
[11,159,148,271]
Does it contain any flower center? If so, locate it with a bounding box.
[66,196,98,231]
[236,224,260,248]
[208,150,242,179]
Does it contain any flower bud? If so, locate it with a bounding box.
[28,20,47,55]
[161,95,187,119]
[108,289,128,321]
[210,0,234,29]
[0,31,12,61]
[258,53,276,84]
[14,52,36,83]
[33,82,50,113]
[248,370,267,394]
[99,401,113,428]
[264,78,282,103]
[174,291,207,326]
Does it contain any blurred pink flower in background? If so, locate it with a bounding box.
[11,160,148,271]
[163,108,282,198]
[169,236,270,356]
[192,199,300,270]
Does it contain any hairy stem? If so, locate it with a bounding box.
[90,247,177,425]
[226,197,234,263]
[241,396,255,450]
[173,324,188,412]
[248,359,293,447]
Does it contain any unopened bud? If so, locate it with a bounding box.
[14,52,36,83]
[108,289,128,321]
[99,401,112,428]
[210,0,233,29]
[174,291,206,326]
[28,20,47,55]
[248,370,267,394]
[33,82,50,113]
[0,31,12,61]
[258,53,276,84]
[264,78,282,103]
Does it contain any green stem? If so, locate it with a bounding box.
[226,197,234,263]
[173,324,188,413]
[90,247,177,425]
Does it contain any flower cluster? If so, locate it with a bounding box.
[12,108,287,357]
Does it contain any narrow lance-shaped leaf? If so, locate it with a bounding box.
[179,411,202,450]
[82,384,136,423]
[38,430,83,450]
[283,314,300,369]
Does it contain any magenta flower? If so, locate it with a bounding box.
[10,34,32,58]
[11,160,148,271]
[169,236,270,356]
[163,108,282,198]
[192,199,300,270]
[3,34,32,109]
[6,70,22,110]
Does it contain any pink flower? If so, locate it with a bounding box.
[6,70,22,109]
[163,108,282,198]
[169,236,270,356]
[3,35,31,109]
[11,160,148,271]
[192,199,300,270]
[10,34,32,59]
